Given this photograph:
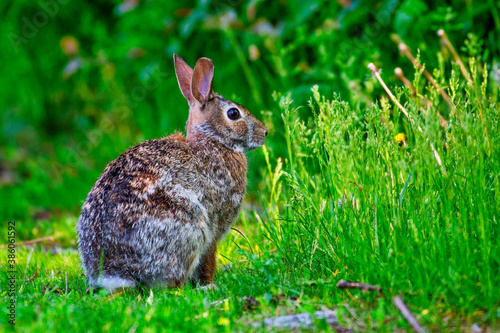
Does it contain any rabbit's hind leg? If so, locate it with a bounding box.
[136,217,209,288]
[190,241,217,286]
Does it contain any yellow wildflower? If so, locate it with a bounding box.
[395,133,407,146]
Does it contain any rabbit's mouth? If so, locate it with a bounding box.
[246,132,267,151]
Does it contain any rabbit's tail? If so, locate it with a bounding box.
[92,275,136,292]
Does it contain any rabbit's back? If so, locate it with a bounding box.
[77,133,247,288]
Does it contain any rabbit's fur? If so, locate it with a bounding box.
[77,55,267,291]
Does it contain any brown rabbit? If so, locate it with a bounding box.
[76,55,267,291]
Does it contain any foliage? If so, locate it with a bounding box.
[1,0,498,227]
[1,0,500,331]
[261,54,500,325]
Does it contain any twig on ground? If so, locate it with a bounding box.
[393,296,426,333]
[368,63,443,167]
[336,280,381,292]
[0,236,57,249]
[41,282,51,295]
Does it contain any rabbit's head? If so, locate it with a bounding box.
[174,54,267,152]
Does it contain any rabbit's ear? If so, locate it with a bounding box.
[191,58,214,105]
[174,54,194,103]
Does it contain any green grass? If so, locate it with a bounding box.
[1,226,476,332]
[2,56,500,332]
[0,218,377,332]
[259,57,500,328]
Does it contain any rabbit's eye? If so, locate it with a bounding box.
[227,108,240,120]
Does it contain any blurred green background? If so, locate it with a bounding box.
[0,0,498,241]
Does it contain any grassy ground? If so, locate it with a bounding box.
[0,241,411,332]
[5,220,492,332]
[2,216,389,332]
[2,54,500,332]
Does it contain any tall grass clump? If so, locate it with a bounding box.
[263,58,500,317]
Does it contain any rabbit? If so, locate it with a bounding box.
[76,54,267,292]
